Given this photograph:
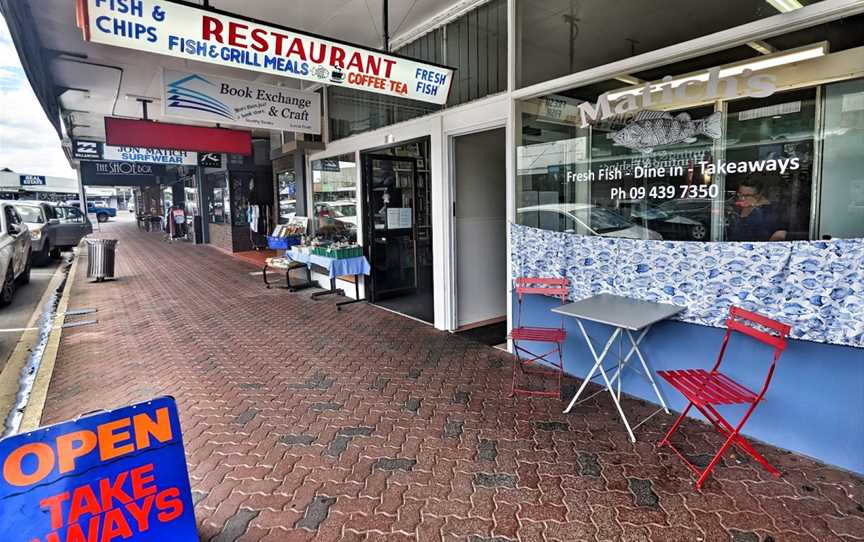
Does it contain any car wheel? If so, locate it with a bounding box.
[49,246,62,260]
[97,213,109,223]
[17,253,31,285]
[0,265,15,306]
[690,223,708,241]
[38,241,52,264]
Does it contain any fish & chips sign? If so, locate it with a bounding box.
[78,0,454,104]
[0,397,197,542]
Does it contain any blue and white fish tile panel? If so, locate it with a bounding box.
[510,223,864,348]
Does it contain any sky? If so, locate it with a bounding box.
[0,15,76,179]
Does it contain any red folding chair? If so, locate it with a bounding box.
[657,306,791,489]
[509,277,569,399]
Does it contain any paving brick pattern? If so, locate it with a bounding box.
[42,221,864,541]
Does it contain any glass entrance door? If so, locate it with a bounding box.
[363,154,419,300]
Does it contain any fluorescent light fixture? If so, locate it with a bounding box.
[614,74,644,85]
[747,40,777,55]
[765,0,803,13]
[606,43,827,101]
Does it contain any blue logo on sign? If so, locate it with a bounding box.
[166,74,234,120]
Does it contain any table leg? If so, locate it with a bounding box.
[563,321,620,414]
[626,329,669,413]
[311,277,344,299]
[595,354,637,443]
[563,320,636,443]
[336,275,366,311]
[606,326,651,390]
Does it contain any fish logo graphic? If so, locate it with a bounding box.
[609,110,722,154]
[166,74,234,120]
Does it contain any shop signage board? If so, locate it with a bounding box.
[19,175,47,186]
[77,0,454,105]
[80,160,166,186]
[73,139,199,165]
[105,118,252,155]
[198,152,222,168]
[0,396,198,542]
[162,69,321,134]
[103,145,198,166]
[72,139,104,160]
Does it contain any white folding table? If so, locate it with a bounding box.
[553,293,685,442]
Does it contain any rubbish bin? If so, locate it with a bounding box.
[86,239,118,282]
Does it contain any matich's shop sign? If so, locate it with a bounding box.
[77,0,455,105]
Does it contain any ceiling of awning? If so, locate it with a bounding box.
[22,0,462,145]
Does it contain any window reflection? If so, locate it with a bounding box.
[311,154,358,243]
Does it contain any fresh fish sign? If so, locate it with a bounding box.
[610,111,722,154]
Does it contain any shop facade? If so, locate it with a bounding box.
[299,0,864,473]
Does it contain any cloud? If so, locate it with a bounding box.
[0,16,76,178]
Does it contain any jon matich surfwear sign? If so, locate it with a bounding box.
[77,0,455,105]
[162,69,321,134]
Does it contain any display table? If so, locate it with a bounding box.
[262,257,313,292]
[553,293,684,442]
[287,249,371,310]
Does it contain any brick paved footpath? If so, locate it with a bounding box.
[41,220,864,542]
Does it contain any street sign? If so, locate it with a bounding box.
[79,0,454,105]
[0,396,198,542]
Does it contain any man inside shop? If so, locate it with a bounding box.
[727,175,788,242]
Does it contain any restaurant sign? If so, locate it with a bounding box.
[162,69,321,134]
[0,396,198,542]
[78,0,454,105]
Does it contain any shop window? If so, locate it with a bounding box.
[516,14,864,242]
[277,169,298,224]
[516,0,825,89]
[311,153,358,243]
[208,175,229,224]
[819,78,864,239]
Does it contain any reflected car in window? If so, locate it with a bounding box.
[517,204,662,239]
[656,198,733,241]
[612,200,705,241]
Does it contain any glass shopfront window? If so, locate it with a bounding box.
[516,0,825,89]
[516,14,864,242]
[277,169,297,224]
[311,153,358,243]
[208,175,229,224]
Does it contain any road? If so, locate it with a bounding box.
[0,257,64,373]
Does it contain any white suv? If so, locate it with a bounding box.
[0,202,32,306]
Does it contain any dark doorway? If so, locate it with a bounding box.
[362,142,434,323]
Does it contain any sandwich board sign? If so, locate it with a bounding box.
[0,396,198,541]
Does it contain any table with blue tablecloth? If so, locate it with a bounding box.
[287,248,371,310]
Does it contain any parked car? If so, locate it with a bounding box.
[12,202,93,263]
[67,200,117,223]
[0,202,31,306]
[517,203,663,240]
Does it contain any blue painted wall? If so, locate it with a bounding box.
[516,294,864,474]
